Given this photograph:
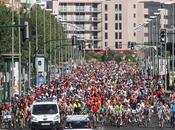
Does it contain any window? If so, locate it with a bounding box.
[63,24,67,30]
[105,23,108,30]
[105,42,108,47]
[115,42,122,48]
[115,23,118,30]
[119,42,122,48]
[119,14,122,20]
[105,14,108,21]
[119,32,122,39]
[115,14,118,20]
[134,32,136,37]
[115,4,118,11]
[76,3,85,11]
[133,23,136,27]
[144,14,149,18]
[133,4,136,8]
[62,13,67,21]
[128,42,131,48]
[105,4,108,11]
[77,23,85,29]
[119,23,122,30]
[76,13,85,21]
[115,42,119,48]
[105,32,108,39]
[115,32,118,39]
[88,44,91,48]
[32,104,58,115]
[119,4,122,11]
[133,13,136,18]
[94,41,98,48]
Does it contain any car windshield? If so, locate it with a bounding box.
[65,121,90,129]
[32,104,58,115]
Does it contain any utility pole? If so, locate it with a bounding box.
[11,0,15,102]
[18,0,21,96]
[28,0,31,91]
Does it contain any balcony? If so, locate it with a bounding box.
[90,26,101,31]
[59,8,67,12]
[90,8,102,12]
[75,8,85,12]
[90,17,102,22]
[90,36,102,40]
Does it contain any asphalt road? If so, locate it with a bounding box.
[1,115,175,130]
[1,127,175,130]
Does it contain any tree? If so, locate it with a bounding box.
[0,5,66,68]
[114,54,122,63]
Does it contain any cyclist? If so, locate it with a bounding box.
[82,105,89,115]
[142,105,150,127]
[98,105,106,126]
[99,105,106,114]
[157,102,165,128]
[73,100,81,114]
[170,99,175,126]
[115,102,124,126]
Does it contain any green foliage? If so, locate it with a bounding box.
[125,54,136,62]
[93,54,103,61]
[85,52,138,64]
[0,5,19,54]
[0,5,66,66]
[114,54,122,62]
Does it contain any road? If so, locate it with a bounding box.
[0,115,174,130]
[0,127,175,130]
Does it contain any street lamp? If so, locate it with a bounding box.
[150,15,158,76]
[153,12,161,76]
[144,18,153,78]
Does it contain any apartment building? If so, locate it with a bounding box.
[52,0,146,50]
[52,0,173,51]
[102,0,145,50]
[53,0,103,50]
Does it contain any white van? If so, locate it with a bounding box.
[63,115,94,130]
[30,98,61,130]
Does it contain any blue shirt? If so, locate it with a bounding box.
[170,103,175,112]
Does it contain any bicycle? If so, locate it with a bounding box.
[1,114,12,129]
[158,112,164,128]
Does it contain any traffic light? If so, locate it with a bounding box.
[21,18,31,42]
[131,42,135,50]
[159,29,166,43]
[72,35,77,45]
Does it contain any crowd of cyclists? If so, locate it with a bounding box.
[1,61,175,128]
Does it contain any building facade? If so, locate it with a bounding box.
[52,0,173,51]
[53,0,103,50]
[0,0,9,5]
[102,0,145,50]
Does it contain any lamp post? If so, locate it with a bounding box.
[49,12,52,82]
[150,16,157,77]
[154,12,161,76]
[172,2,175,89]
[146,18,153,78]
[18,0,21,96]
[134,21,150,75]
[11,0,15,101]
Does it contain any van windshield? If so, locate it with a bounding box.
[65,121,91,129]
[32,104,58,115]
